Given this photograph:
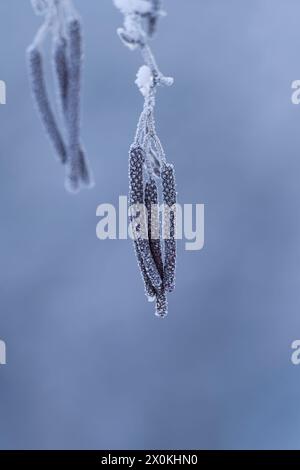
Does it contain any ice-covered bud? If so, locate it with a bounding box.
[135,65,153,97]
[160,76,174,87]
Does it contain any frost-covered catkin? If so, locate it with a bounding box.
[129,147,157,300]
[144,177,163,277]
[145,178,168,317]
[129,146,163,292]
[64,18,83,192]
[115,0,176,317]
[53,33,93,188]
[129,146,144,205]
[29,0,93,193]
[162,162,177,293]
[53,36,69,115]
[27,45,67,164]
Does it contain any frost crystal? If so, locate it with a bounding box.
[135,65,153,97]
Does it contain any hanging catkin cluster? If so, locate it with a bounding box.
[114,0,177,317]
[28,0,93,192]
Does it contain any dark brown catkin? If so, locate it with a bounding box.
[53,34,92,188]
[65,18,82,192]
[27,45,67,164]
[162,162,177,293]
[129,146,163,292]
[144,177,164,277]
[144,178,168,316]
[53,36,69,115]
[129,147,157,300]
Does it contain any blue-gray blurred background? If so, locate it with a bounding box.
[1,0,300,450]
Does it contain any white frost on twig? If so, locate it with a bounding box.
[114,0,174,173]
[115,0,173,90]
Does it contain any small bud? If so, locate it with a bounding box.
[135,65,153,97]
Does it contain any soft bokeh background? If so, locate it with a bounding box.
[1,0,300,450]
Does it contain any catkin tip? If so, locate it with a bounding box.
[27,44,36,56]
[155,311,168,319]
[67,18,82,36]
[27,44,40,63]
[64,174,80,194]
[65,183,80,195]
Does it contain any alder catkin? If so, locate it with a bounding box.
[29,1,93,192]
[115,0,176,317]
[130,151,157,300]
[145,177,169,317]
[162,162,177,293]
[53,34,93,188]
[53,36,69,115]
[27,45,67,164]
[144,177,164,276]
[129,146,163,292]
[65,18,83,192]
